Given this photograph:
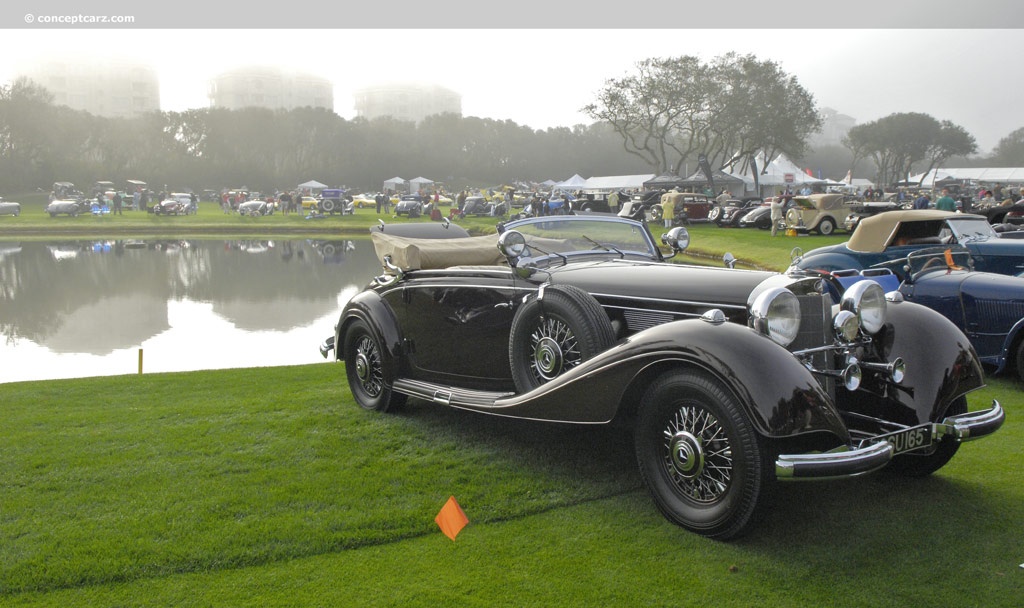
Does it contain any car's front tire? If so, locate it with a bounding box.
[635,369,771,540]
[508,285,615,393]
[342,319,406,412]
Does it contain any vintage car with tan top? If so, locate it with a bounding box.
[785,193,849,235]
[790,210,1024,280]
[319,214,1003,540]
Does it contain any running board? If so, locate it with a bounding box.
[392,378,515,409]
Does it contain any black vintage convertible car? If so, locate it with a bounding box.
[319,214,1003,539]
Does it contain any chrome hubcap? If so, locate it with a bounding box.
[669,431,705,480]
[662,405,732,503]
[534,337,564,379]
[353,336,383,397]
[529,317,580,383]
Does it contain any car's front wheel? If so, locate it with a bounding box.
[342,319,406,412]
[508,285,615,393]
[635,369,771,540]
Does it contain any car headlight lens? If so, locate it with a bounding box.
[841,280,887,334]
[751,287,801,347]
[833,310,860,342]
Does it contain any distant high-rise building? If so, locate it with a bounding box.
[208,66,334,111]
[811,108,858,148]
[354,83,462,123]
[14,55,160,119]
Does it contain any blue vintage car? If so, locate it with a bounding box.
[791,210,1024,280]
[813,246,1024,381]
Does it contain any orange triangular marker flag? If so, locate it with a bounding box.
[435,496,469,541]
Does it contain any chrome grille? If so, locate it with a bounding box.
[792,293,835,395]
[623,309,676,333]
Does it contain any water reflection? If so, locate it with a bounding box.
[0,238,377,383]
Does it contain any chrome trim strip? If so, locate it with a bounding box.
[776,441,894,479]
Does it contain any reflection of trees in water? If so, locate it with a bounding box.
[0,239,379,349]
[0,241,170,346]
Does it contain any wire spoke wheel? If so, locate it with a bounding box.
[636,370,771,540]
[343,319,405,412]
[509,285,615,393]
[662,403,733,503]
[528,316,582,383]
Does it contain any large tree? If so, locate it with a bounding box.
[989,127,1024,166]
[582,53,821,179]
[843,112,976,187]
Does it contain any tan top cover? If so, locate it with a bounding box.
[371,232,504,270]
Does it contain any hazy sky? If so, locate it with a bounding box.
[2,3,1022,154]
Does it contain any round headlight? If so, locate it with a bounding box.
[833,309,860,342]
[751,287,801,347]
[498,230,528,258]
[661,226,690,252]
[841,280,887,334]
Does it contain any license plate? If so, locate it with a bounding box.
[880,425,933,454]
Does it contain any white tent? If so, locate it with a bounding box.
[728,153,826,190]
[297,179,328,190]
[553,174,588,190]
[906,167,1024,188]
[383,176,406,192]
[581,174,656,191]
[409,176,434,193]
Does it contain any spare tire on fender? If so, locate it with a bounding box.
[509,284,616,393]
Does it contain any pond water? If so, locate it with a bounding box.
[0,238,380,384]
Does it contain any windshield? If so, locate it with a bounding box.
[946,217,999,243]
[906,247,973,276]
[507,216,660,262]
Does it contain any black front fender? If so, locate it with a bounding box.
[841,298,985,426]
[491,320,850,442]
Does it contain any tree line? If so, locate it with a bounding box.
[3,53,1022,197]
[0,77,650,196]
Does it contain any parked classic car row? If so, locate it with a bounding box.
[319,213,1003,540]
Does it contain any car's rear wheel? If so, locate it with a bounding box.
[321,199,337,213]
[886,396,966,477]
[635,369,771,540]
[816,217,836,236]
[343,319,406,412]
[707,205,722,224]
[508,285,615,393]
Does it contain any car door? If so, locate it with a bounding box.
[393,269,521,389]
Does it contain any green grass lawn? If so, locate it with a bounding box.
[1,204,1020,605]
[1,365,1021,606]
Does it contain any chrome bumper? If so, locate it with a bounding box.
[319,336,335,359]
[777,400,1004,480]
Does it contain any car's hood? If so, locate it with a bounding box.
[537,259,797,309]
[911,267,1024,302]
